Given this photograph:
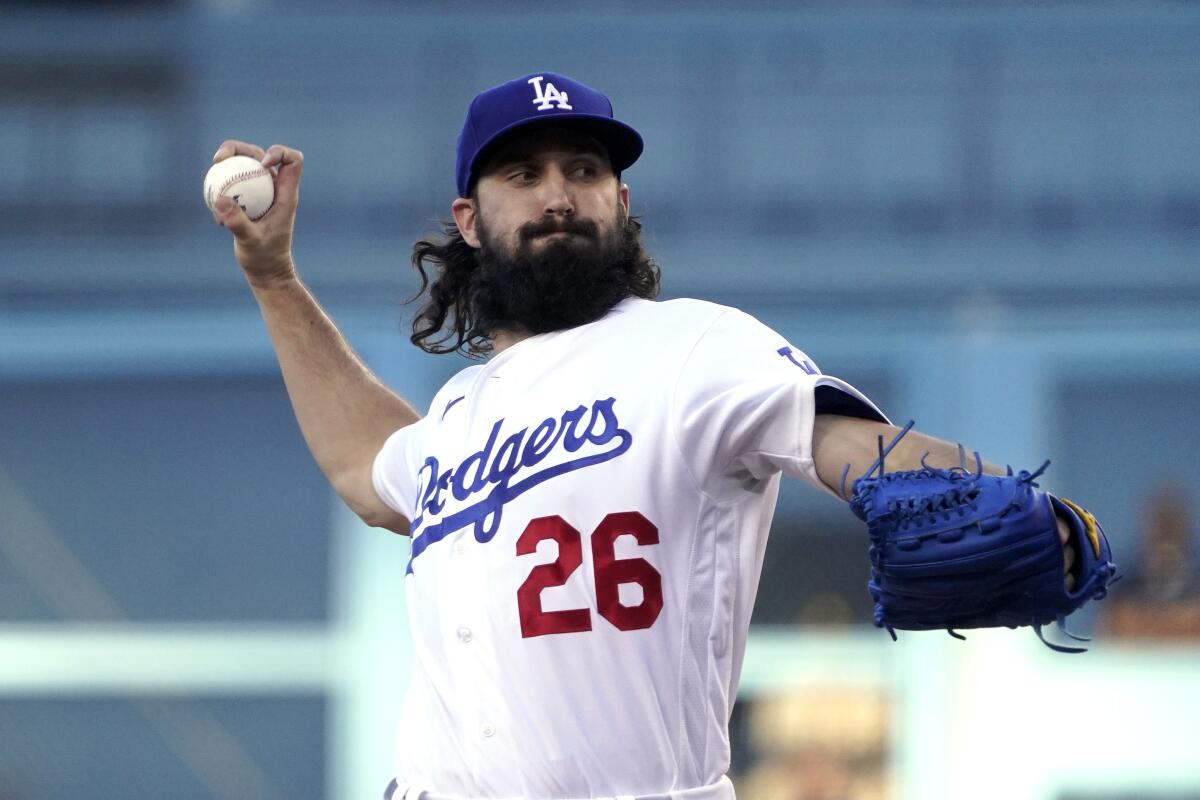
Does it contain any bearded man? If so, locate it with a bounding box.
[211,72,1097,800]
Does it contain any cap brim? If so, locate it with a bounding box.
[467,113,643,192]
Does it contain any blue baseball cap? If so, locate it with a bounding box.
[455,71,643,198]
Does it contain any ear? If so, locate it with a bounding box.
[451,197,481,249]
[619,182,630,215]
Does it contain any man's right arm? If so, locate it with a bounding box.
[212,140,417,533]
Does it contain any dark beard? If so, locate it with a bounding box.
[470,211,651,338]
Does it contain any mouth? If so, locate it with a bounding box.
[529,230,582,244]
[521,220,598,245]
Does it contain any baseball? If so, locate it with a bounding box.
[203,154,274,220]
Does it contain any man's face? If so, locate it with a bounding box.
[446,128,654,339]
[453,127,630,256]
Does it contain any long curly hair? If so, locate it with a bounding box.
[408,214,660,357]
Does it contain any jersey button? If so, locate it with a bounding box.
[480,723,495,738]
[456,626,473,643]
[454,541,467,556]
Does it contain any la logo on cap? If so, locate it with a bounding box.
[528,75,572,111]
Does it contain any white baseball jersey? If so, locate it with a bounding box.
[372,297,885,800]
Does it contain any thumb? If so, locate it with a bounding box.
[214,194,254,236]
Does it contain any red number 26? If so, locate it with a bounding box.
[516,512,663,638]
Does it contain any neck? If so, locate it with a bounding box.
[491,328,533,353]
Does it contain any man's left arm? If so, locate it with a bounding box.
[814,414,1023,488]
[812,414,1077,584]
[811,412,1120,651]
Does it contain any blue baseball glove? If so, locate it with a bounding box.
[846,424,1117,652]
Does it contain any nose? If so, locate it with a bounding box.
[538,168,574,218]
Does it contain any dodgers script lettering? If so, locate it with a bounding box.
[407,397,632,572]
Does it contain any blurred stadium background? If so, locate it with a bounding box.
[2,1,1199,798]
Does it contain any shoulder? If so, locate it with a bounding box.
[620,296,734,320]
[602,296,747,336]
[593,298,789,365]
[425,363,486,415]
[655,299,783,347]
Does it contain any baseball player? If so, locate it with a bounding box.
[210,72,1110,799]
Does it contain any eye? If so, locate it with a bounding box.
[507,169,537,185]
[570,162,603,180]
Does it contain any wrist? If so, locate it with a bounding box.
[243,257,299,291]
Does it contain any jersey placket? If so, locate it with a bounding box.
[437,527,494,774]
[447,360,510,774]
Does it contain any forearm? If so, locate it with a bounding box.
[208,141,417,529]
[251,271,420,520]
[813,415,1003,497]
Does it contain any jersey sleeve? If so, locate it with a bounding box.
[371,418,429,522]
[671,308,887,499]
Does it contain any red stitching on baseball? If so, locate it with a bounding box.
[217,168,269,198]
[211,166,271,217]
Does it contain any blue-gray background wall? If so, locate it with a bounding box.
[2,3,1198,799]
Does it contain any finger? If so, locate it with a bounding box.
[1066,573,1076,591]
[213,140,267,163]
[261,144,303,170]
[1063,543,1076,574]
[213,193,254,237]
[263,144,304,209]
[1056,517,1070,546]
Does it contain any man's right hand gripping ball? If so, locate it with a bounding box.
[210,141,304,288]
